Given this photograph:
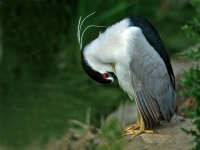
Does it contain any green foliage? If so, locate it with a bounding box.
[178,66,200,98]
[180,0,200,149]
[181,0,200,41]
[182,18,200,41]
[0,1,69,80]
[179,48,200,61]
[97,119,125,150]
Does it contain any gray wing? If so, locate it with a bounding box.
[130,47,176,129]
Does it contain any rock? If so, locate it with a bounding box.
[122,116,196,150]
[141,134,171,144]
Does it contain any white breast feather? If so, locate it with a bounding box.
[114,27,144,98]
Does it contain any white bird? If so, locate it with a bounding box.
[77,12,176,140]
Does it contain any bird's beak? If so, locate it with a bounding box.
[113,76,118,81]
[111,64,118,81]
[112,74,118,81]
[108,72,118,81]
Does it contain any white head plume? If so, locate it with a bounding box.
[77,12,107,50]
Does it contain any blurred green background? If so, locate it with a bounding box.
[0,0,195,149]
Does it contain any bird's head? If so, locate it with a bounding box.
[77,12,118,84]
[81,44,117,84]
[81,47,117,84]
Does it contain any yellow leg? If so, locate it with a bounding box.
[123,110,154,141]
[123,112,140,134]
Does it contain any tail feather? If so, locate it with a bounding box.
[158,84,175,122]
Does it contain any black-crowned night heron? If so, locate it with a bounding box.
[77,12,176,140]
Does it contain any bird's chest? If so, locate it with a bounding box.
[115,64,134,99]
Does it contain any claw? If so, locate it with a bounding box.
[122,111,154,140]
[129,130,154,140]
[122,123,140,134]
[123,124,140,131]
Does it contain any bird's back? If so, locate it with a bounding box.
[128,15,175,89]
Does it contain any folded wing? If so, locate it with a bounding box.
[129,47,176,129]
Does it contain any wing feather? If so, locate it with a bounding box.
[130,45,175,122]
[137,92,154,129]
[130,72,162,128]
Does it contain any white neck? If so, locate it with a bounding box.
[83,18,131,72]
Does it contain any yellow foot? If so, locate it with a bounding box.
[123,124,140,134]
[122,111,154,140]
[129,129,154,141]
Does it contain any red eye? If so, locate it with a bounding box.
[103,73,109,78]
